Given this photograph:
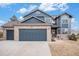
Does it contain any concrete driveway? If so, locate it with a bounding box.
[0,41,51,56]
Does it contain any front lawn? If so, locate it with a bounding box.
[49,40,79,56]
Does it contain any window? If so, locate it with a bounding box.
[57,29,60,34]
[52,30,55,34]
[51,20,55,24]
[62,24,68,28]
[62,28,68,34]
[36,16,44,20]
[62,19,68,24]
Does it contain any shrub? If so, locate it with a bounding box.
[0,32,3,38]
[51,38,55,41]
[68,34,77,41]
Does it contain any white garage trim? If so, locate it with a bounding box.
[3,28,14,40]
[14,25,51,42]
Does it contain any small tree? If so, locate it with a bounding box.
[0,32,3,38]
[10,15,17,21]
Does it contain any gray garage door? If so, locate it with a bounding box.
[19,29,47,41]
[7,30,14,40]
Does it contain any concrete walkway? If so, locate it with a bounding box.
[0,41,51,56]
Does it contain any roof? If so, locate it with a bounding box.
[55,13,72,20]
[23,9,54,19]
[2,20,21,28]
[52,15,58,19]
[21,16,45,23]
[2,20,59,28]
[51,25,59,28]
[2,9,72,28]
[2,19,50,28]
[14,23,51,26]
[60,13,72,17]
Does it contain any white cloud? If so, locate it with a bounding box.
[0,20,6,26]
[58,3,69,11]
[71,18,75,23]
[0,3,11,8]
[17,5,37,14]
[17,3,68,14]
[71,18,79,30]
[28,5,37,11]
[19,16,24,21]
[39,3,57,11]
[39,3,69,12]
[0,20,5,24]
[17,8,27,14]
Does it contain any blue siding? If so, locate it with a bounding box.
[22,17,44,23]
[7,30,14,40]
[58,15,71,34]
[24,10,54,24]
[19,29,47,41]
[36,16,44,21]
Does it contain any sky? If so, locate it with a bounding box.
[0,3,79,31]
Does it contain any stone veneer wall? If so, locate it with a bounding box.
[14,25,51,42]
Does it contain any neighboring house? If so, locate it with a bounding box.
[0,27,3,32]
[71,30,79,35]
[2,9,72,41]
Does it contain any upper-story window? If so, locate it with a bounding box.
[62,19,68,24]
[62,24,68,28]
[57,29,60,34]
[36,16,44,21]
[62,19,68,28]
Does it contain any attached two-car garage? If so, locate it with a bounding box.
[19,29,47,41]
[6,29,47,41]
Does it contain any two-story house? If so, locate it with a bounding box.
[2,9,72,41]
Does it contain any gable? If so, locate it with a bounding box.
[63,13,72,18]
[60,14,72,21]
[23,9,53,18]
[22,17,45,23]
[57,13,72,19]
[23,9,55,24]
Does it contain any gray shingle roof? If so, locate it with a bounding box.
[2,20,21,28]
[23,9,54,19]
[55,13,72,20]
